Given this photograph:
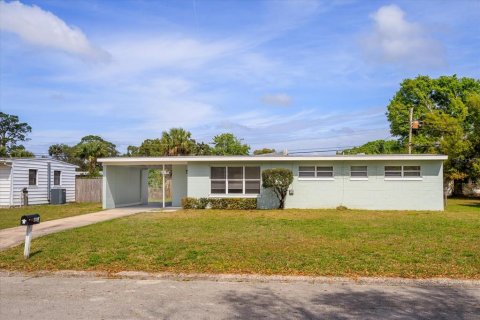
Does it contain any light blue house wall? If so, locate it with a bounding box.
[172,165,187,207]
[100,155,446,211]
[103,165,148,208]
[187,160,444,210]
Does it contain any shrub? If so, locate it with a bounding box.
[181,197,199,209]
[262,168,293,209]
[198,197,210,209]
[209,198,228,209]
[182,197,257,210]
[336,205,348,210]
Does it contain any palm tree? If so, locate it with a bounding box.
[160,128,196,156]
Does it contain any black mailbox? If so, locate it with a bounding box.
[20,214,40,226]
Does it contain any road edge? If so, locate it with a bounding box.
[1,270,479,287]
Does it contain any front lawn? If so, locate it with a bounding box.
[0,202,102,230]
[0,198,478,278]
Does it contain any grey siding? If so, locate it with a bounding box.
[0,165,12,206]
[10,158,76,206]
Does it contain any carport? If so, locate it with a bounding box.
[99,158,188,209]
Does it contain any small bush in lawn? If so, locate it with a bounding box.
[181,197,199,209]
[336,205,348,210]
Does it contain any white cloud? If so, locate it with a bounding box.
[361,4,445,68]
[0,0,109,62]
[261,93,293,107]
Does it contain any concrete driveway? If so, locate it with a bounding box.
[1,273,478,319]
[0,205,174,250]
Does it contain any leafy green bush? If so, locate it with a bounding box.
[182,197,257,210]
[210,198,257,210]
[262,168,293,209]
[198,198,210,209]
[208,198,228,209]
[181,197,199,209]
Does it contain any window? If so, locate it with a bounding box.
[316,166,334,178]
[384,166,402,177]
[403,166,421,177]
[228,167,243,194]
[350,166,368,178]
[54,171,61,185]
[211,167,226,194]
[385,165,421,178]
[210,166,261,195]
[245,167,261,194]
[299,166,315,177]
[28,169,37,186]
[298,166,334,179]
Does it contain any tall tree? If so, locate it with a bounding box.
[75,135,118,176]
[341,140,403,155]
[194,142,212,155]
[48,143,77,162]
[386,75,480,190]
[253,148,276,155]
[9,145,34,158]
[212,133,250,155]
[126,145,140,157]
[0,112,33,157]
[136,139,163,156]
[160,128,196,156]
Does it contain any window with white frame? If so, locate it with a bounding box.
[228,167,243,194]
[404,166,421,177]
[211,166,261,195]
[385,165,421,178]
[298,166,315,177]
[211,167,226,194]
[54,170,61,185]
[350,166,368,178]
[28,169,37,186]
[299,166,334,178]
[245,167,261,194]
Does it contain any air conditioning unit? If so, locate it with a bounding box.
[50,189,66,205]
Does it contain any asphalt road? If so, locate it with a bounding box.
[1,275,479,319]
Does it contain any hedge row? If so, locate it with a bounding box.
[181,197,257,210]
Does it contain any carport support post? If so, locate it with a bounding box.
[24,225,33,259]
[162,164,165,208]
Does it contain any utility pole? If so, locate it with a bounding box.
[408,107,413,154]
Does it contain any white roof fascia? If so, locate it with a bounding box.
[98,154,448,166]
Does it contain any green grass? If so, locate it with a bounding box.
[0,198,479,278]
[0,202,102,230]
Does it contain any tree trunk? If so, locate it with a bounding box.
[279,197,285,209]
[453,179,464,197]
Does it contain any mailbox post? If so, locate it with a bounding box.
[20,214,40,259]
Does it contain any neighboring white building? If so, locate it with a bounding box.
[99,154,448,211]
[0,158,77,207]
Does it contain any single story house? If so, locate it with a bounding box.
[98,154,447,211]
[0,158,76,207]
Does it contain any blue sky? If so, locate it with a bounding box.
[1,0,479,155]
